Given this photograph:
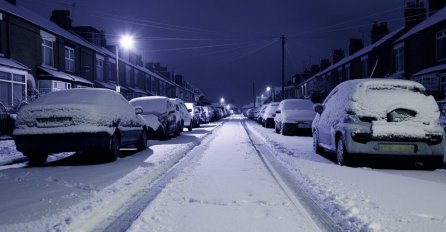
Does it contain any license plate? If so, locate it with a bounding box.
[378,144,415,153]
[298,123,312,128]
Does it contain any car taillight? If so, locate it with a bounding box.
[351,132,372,143]
[426,134,443,145]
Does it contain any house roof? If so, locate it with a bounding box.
[39,66,94,86]
[397,7,446,43]
[0,56,29,71]
[0,2,200,96]
[412,63,446,76]
[301,27,405,84]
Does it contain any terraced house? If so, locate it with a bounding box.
[287,0,446,102]
[0,0,201,136]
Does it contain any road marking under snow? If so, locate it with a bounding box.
[126,118,324,232]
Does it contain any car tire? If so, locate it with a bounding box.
[174,122,181,137]
[26,153,48,166]
[275,124,280,133]
[188,123,192,131]
[136,129,148,151]
[280,125,286,135]
[313,131,323,154]
[107,134,120,162]
[423,157,444,170]
[162,122,170,140]
[336,137,350,166]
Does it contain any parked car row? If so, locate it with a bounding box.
[12,88,224,166]
[246,79,445,170]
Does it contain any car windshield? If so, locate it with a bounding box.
[130,98,167,114]
[283,100,313,110]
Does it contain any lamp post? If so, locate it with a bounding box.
[220,97,225,105]
[261,94,264,105]
[266,86,274,102]
[115,34,135,93]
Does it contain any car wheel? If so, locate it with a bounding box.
[26,153,48,166]
[423,157,443,170]
[174,122,181,137]
[136,128,148,151]
[107,134,120,162]
[336,137,349,166]
[275,124,280,133]
[280,125,286,135]
[162,122,170,140]
[188,123,192,131]
[313,131,322,154]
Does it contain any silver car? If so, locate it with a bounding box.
[274,99,315,135]
[312,79,445,169]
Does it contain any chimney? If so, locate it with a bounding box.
[371,22,389,43]
[349,38,363,55]
[428,0,446,16]
[404,0,427,28]
[310,64,320,75]
[320,58,331,71]
[5,0,16,5]
[332,49,345,64]
[50,10,72,30]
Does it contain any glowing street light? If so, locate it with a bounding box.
[115,34,135,93]
[266,86,271,92]
[266,86,274,102]
[220,97,225,104]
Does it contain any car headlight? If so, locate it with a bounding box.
[351,131,372,143]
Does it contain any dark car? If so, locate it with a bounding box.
[13,88,148,166]
[130,96,182,140]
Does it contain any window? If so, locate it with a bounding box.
[38,80,71,95]
[134,70,139,86]
[64,46,75,72]
[125,66,131,86]
[437,29,446,61]
[394,43,405,73]
[41,31,55,67]
[108,59,116,82]
[96,55,104,81]
[0,71,27,109]
[361,56,368,78]
[345,64,351,80]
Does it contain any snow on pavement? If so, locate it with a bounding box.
[247,120,446,232]
[128,119,321,232]
[0,123,219,231]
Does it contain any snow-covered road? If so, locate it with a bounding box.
[127,118,323,232]
[1,116,446,231]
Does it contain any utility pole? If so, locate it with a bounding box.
[281,35,285,100]
[252,82,256,107]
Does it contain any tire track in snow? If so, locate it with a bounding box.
[241,119,342,232]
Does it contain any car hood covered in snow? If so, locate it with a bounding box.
[346,79,443,138]
[14,89,142,135]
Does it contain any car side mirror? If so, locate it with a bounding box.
[313,103,324,114]
[134,106,143,114]
[276,110,281,114]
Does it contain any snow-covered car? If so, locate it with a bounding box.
[312,79,445,169]
[185,102,201,128]
[261,102,279,128]
[197,106,208,124]
[13,88,148,166]
[202,105,215,122]
[256,105,268,124]
[130,96,182,140]
[274,99,315,135]
[170,98,193,131]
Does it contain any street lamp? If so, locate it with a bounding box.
[115,34,135,93]
[266,86,274,102]
[220,97,225,105]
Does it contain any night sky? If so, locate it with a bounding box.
[19,0,403,106]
